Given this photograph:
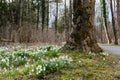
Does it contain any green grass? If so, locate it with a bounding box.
[49,52,120,80]
[0,46,120,80]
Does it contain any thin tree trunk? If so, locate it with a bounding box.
[64,0,69,41]
[100,0,111,44]
[28,0,32,25]
[46,0,49,42]
[55,0,58,42]
[18,0,23,29]
[110,0,118,44]
[69,0,72,31]
[18,0,23,43]
[41,0,46,32]
[117,0,120,36]
[46,0,49,32]
[100,17,103,43]
[27,0,32,42]
[36,2,40,30]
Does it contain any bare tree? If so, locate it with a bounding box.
[18,0,23,29]
[100,0,111,44]
[54,0,58,42]
[117,0,120,36]
[110,0,118,44]
[46,0,49,32]
[64,0,69,41]
[41,0,46,32]
[69,0,72,30]
[36,1,40,30]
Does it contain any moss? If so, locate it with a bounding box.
[51,52,120,80]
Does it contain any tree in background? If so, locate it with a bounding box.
[110,0,118,44]
[69,0,72,31]
[0,0,120,45]
[46,0,49,32]
[64,0,69,41]
[54,0,58,36]
[100,0,111,44]
[117,0,120,37]
[41,0,46,32]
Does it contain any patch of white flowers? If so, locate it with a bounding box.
[0,45,73,78]
[100,52,109,57]
[34,55,73,78]
[36,65,46,76]
[0,45,63,73]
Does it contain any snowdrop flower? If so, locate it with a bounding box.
[36,65,46,75]
[101,52,109,56]
[1,59,6,62]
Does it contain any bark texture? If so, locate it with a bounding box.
[117,0,120,35]
[110,0,118,44]
[65,0,102,53]
[100,0,111,44]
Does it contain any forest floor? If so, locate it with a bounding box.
[0,44,120,80]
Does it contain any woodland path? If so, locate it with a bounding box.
[100,45,120,55]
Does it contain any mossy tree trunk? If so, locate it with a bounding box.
[65,0,102,53]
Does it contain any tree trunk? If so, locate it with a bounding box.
[36,2,40,30]
[64,0,69,41]
[69,0,72,31]
[54,0,58,42]
[28,0,32,25]
[100,16,103,43]
[110,0,118,44]
[46,0,49,32]
[18,0,23,29]
[18,0,23,43]
[100,0,111,44]
[64,0,102,53]
[117,0,120,36]
[41,0,46,32]
[46,0,49,42]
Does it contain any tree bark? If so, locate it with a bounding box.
[18,0,23,29]
[100,0,111,44]
[41,0,46,32]
[64,0,102,53]
[18,0,23,43]
[117,0,120,36]
[64,0,69,41]
[36,2,40,30]
[54,0,58,42]
[110,0,118,44]
[46,0,49,32]
[69,0,72,31]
